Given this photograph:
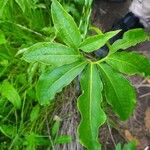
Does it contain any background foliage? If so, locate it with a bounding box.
[0,0,92,149]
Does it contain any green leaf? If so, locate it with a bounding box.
[36,61,87,105]
[51,0,81,48]
[106,51,150,76]
[98,63,136,120]
[0,80,21,109]
[15,0,25,12]
[0,0,9,17]
[115,143,122,150]
[30,105,40,122]
[111,29,149,53]
[0,125,17,138]
[123,141,136,150]
[0,31,6,45]
[51,116,61,137]
[55,135,72,144]
[89,26,103,35]
[85,0,93,6]
[78,64,106,150]
[22,42,82,66]
[79,30,121,53]
[24,133,49,150]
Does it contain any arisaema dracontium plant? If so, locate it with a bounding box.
[20,0,150,149]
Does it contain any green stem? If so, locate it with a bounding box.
[8,134,19,150]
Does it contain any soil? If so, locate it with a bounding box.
[56,1,150,150]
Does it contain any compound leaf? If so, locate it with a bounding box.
[79,30,120,53]
[98,63,136,120]
[22,42,82,66]
[111,29,149,53]
[36,61,87,105]
[51,0,81,48]
[106,51,150,76]
[78,64,106,150]
[0,80,21,109]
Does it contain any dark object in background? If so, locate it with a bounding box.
[107,0,126,2]
[95,12,144,58]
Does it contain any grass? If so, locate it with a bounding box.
[0,0,92,149]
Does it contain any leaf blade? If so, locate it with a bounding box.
[51,0,81,48]
[55,135,72,144]
[0,0,9,17]
[22,42,82,66]
[98,63,136,120]
[79,30,121,53]
[30,105,40,122]
[106,51,150,76]
[36,61,87,105]
[111,29,149,53]
[0,31,7,45]
[0,124,17,138]
[15,0,25,12]
[0,80,21,109]
[78,64,106,150]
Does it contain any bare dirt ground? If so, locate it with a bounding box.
[56,1,150,150]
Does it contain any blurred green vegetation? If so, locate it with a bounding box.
[0,0,92,149]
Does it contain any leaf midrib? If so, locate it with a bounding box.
[37,54,81,57]
[52,3,80,48]
[89,64,94,141]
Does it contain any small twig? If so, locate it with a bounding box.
[139,92,150,98]
[8,134,19,150]
[46,118,55,150]
[134,84,150,88]
[19,92,26,129]
[107,123,116,148]
[4,21,45,38]
[133,79,147,88]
